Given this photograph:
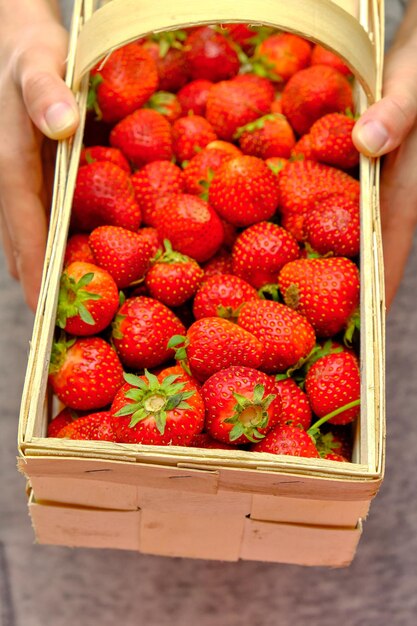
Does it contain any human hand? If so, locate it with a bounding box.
[352,0,417,309]
[0,0,79,311]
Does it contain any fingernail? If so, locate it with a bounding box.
[43,102,77,136]
[355,120,389,155]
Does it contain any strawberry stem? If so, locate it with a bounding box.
[307,399,360,437]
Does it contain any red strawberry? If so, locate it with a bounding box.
[144,91,182,123]
[251,423,320,457]
[135,227,161,257]
[111,366,204,446]
[220,23,259,54]
[275,377,312,430]
[323,452,348,462]
[202,366,282,444]
[305,351,360,425]
[151,193,224,262]
[49,336,124,410]
[79,146,131,172]
[189,432,235,450]
[185,26,240,82]
[238,299,316,373]
[170,317,264,381]
[172,115,217,162]
[64,234,95,266]
[303,195,360,258]
[209,156,280,227]
[309,113,359,169]
[56,261,119,336]
[206,140,242,157]
[232,221,300,289]
[89,43,158,123]
[183,147,234,196]
[110,108,173,168]
[145,239,204,306]
[206,75,274,141]
[141,35,190,92]
[193,273,259,320]
[311,44,352,77]
[177,79,213,116]
[291,134,316,160]
[57,411,117,442]
[236,113,296,159]
[71,162,141,232]
[253,33,312,82]
[131,160,185,226]
[88,225,154,289]
[47,407,80,438]
[277,160,360,240]
[111,296,186,370]
[202,250,233,279]
[278,257,360,337]
[318,423,353,460]
[281,65,354,135]
[270,94,283,115]
[265,157,289,176]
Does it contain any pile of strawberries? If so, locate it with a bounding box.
[47,25,362,462]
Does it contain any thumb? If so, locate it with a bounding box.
[352,49,417,157]
[15,44,79,140]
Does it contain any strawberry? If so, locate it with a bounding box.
[291,134,316,160]
[206,140,242,157]
[57,411,117,442]
[278,257,360,337]
[303,195,360,257]
[305,351,360,425]
[64,234,95,266]
[275,377,312,430]
[208,156,280,227]
[270,94,283,114]
[309,113,359,169]
[281,65,354,135]
[71,161,141,232]
[202,366,282,444]
[232,221,300,289]
[151,193,224,262]
[277,160,360,240]
[88,225,154,289]
[265,157,289,176]
[185,26,240,82]
[112,296,186,370]
[189,432,235,450]
[170,317,264,381]
[311,44,352,77]
[193,273,259,320]
[79,146,131,172]
[135,227,161,257]
[253,33,312,82]
[206,75,274,141]
[88,43,158,123]
[144,91,182,123]
[236,113,296,159]
[251,423,320,457]
[49,336,124,410]
[110,108,173,168]
[47,407,80,438]
[323,452,348,462]
[202,250,233,279]
[131,160,185,226]
[177,79,213,116]
[172,115,217,162]
[145,239,204,306]
[220,23,258,54]
[237,299,316,373]
[183,147,234,196]
[111,366,204,445]
[141,35,190,92]
[317,423,353,460]
[56,261,119,335]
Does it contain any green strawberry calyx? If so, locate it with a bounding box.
[87,74,104,119]
[234,113,285,139]
[167,334,191,375]
[344,308,360,347]
[315,431,345,457]
[144,91,177,116]
[224,383,277,443]
[49,334,76,375]
[114,370,195,433]
[56,271,101,329]
[150,30,188,57]
[152,239,196,267]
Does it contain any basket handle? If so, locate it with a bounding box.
[73,0,377,101]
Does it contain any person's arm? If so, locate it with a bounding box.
[353,0,417,308]
[0,0,79,310]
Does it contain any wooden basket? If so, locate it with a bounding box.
[17,0,386,567]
